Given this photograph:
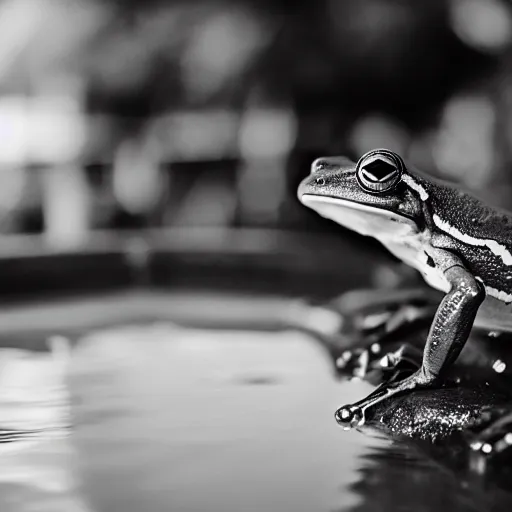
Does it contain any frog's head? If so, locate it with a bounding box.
[297,149,424,238]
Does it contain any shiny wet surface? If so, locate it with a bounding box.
[0,293,507,512]
[72,326,372,512]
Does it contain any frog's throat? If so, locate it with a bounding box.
[300,194,419,239]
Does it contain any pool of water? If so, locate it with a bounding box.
[0,292,490,512]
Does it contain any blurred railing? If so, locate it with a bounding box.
[0,103,303,242]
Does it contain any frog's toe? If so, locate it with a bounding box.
[335,404,364,429]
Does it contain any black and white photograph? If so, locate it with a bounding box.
[2,0,512,511]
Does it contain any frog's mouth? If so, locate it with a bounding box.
[300,194,418,239]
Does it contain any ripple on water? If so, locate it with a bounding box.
[0,336,90,512]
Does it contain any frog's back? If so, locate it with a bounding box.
[414,172,512,304]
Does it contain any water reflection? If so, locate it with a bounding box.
[0,337,90,512]
[346,444,479,512]
[4,318,512,511]
[69,322,510,512]
[70,325,373,512]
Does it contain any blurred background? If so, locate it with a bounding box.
[3,1,512,511]
[1,0,512,296]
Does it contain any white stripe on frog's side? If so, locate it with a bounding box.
[402,173,512,302]
[432,214,512,266]
[402,174,429,200]
[403,173,512,266]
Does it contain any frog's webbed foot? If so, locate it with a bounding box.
[335,369,435,429]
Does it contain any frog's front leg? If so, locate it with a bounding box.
[335,256,485,429]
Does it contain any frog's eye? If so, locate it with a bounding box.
[356,149,404,194]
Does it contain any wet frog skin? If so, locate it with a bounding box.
[298,149,512,430]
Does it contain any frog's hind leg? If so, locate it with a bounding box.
[335,261,485,429]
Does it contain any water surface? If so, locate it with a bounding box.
[71,326,376,512]
[0,294,491,512]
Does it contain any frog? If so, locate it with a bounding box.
[297,148,512,450]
